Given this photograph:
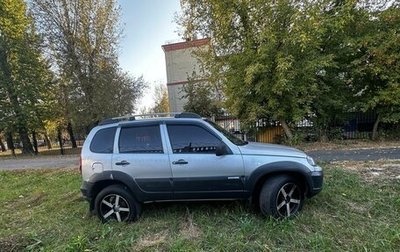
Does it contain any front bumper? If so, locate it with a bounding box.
[307,169,323,197]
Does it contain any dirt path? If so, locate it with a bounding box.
[0,155,79,170]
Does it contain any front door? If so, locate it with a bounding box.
[165,123,245,199]
[112,124,172,201]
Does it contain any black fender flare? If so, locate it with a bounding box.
[87,170,146,202]
[246,161,313,195]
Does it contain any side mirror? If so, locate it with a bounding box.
[216,143,229,156]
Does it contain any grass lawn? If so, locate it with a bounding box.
[0,163,399,251]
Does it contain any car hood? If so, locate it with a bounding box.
[238,142,306,158]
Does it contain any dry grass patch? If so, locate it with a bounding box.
[133,230,168,251]
[180,208,202,240]
[0,235,27,252]
[332,159,400,182]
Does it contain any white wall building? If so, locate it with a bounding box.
[162,38,210,112]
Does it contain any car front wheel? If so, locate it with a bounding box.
[259,175,304,218]
[94,185,141,223]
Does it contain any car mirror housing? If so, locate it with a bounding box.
[216,143,229,156]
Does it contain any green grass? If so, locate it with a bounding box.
[0,166,399,251]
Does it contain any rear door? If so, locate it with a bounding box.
[112,123,172,201]
[165,122,245,199]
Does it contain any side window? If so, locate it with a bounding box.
[90,127,116,153]
[167,124,221,154]
[119,125,163,153]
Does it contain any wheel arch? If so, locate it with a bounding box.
[89,180,129,210]
[86,171,144,210]
[247,161,312,204]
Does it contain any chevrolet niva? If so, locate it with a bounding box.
[80,112,323,222]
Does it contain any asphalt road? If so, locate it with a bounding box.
[0,147,399,170]
[307,147,400,162]
[0,155,79,170]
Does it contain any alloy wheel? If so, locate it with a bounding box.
[275,183,302,217]
[99,194,131,222]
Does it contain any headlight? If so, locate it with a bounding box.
[306,156,316,166]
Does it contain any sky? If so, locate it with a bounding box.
[118,0,182,111]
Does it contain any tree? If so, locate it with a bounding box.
[0,132,6,152]
[31,0,144,137]
[179,0,333,139]
[309,0,365,141]
[182,79,222,118]
[0,0,54,154]
[151,84,169,113]
[350,4,400,139]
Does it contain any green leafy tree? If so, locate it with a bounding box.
[151,84,170,113]
[182,80,222,118]
[31,0,144,137]
[309,0,365,141]
[0,0,54,154]
[179,0,333,139]
[350,4,400,139]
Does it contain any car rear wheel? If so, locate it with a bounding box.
[259,175,304,218]
[94,185,141,223]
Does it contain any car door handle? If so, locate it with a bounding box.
[115,160,130,166]
[172,159,188,165]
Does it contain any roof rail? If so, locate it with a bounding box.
[98,112,201,126]
[174,112,201,118]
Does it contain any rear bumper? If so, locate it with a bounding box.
[307,170,323,197]
[80,181,94,201]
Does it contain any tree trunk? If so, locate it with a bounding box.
[57,127,64,155]
[32,131,38,155]
[6,132,15,157]
[280,119,293,140]
[319,127,328,142]
[0,136,6,152]
[67,121,77,148]
[19,127,34,155]
[44,131,52,149]
[372,114,380,140]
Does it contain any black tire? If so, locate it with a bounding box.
[94,184,142,223]
[259,175,304,218]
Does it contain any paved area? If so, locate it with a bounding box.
[0,147,399,170]
[307,147,400,162]
[0,155,79,170]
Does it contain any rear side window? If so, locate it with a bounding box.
[90,127,116,153]
[119,125,163,153]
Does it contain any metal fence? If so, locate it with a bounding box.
[214,111,394,143]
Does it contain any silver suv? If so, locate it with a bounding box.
[80,112,323,222]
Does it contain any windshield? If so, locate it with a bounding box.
[205,120,248,146]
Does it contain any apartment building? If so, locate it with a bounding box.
[162,38,210,112]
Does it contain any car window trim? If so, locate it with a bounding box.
[165,121,222,141]
[166,122,228,155]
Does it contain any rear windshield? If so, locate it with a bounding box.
[90,127,116,153]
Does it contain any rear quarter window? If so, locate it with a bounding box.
[90,127,116,153]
